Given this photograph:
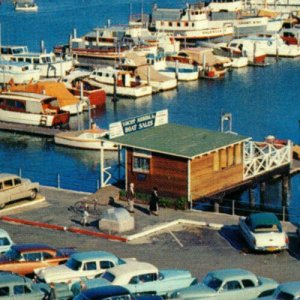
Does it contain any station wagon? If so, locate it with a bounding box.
[0,174,39,209]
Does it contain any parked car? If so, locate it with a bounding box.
[168,268,278,300]
[255,281,300,299]
[0,243,75,277]
[0,228,13,254]
[71,261,197,297]
[239,212,289,252]
[0,271,48,299]
[0,173,39,209]
[35,250,136,284]
[74,285,164,300]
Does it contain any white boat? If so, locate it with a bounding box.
[11,51,74,78]
[14,0,38,12]
[0,60,40,84]
[0,92,70,128]
[54,128,118,151]
[212,45,248,68]
[230,34,300,57]
[280,26,300,45]
[89,67,152,98]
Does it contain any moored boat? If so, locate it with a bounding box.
[54,128,118,151]
[0,92,69,128]
[89,66,152,98]
[14,0,38,12]
[0,60,40,84]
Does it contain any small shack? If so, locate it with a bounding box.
[106,110,292,203]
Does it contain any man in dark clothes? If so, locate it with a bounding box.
[149,187,159,216]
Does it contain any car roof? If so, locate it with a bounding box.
[107,261,158,281]
[279,282,300,295]
[0,271,30,284]
[80,285,130,299]
[0,173,19,181]
[71,251,119,262]
[207,269,257,281]
[11,243,56,252]
[248,212,281,228]
[0,228,10,237]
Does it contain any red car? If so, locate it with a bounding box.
[0,243,75,277]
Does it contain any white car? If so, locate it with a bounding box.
[239,212,289,252]
[34,250,135,284]
[256,281,300,299]
[0,228,13,254]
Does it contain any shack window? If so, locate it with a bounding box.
[132,150,151,174]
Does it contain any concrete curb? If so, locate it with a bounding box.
[126,219,224,241]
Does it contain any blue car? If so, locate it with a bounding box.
[169,268,278,300]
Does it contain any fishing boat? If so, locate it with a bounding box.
[14,0,38,12]
[0,92,69,128]
[54,128,118,151]
[89,66,152,98]
[0,60,40,84]
[61,70,106,108]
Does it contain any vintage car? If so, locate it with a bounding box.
[0,271,48,299]
[0,173,39,209]
[168,268,278,300]
[255,281,300,300]
[0,243,75,277]
[239,212,289,252]
[71,261,197,297]
[74,285,164,300]
[35,250,136,284]
[0,228,14,254]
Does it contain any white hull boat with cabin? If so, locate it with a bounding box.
[0,60,40,84]
[54,128,118,151]
[230,34,300,57]
[0,92,70,127]
[14,0,38,12]
[89,67,152,98]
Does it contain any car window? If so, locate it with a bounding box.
[42,252,54,260]
[139,273,157,282]
[222,280,242,291]
[242,279,256,288]
[0,237,11,246]
[66,258,82,271]
[129,276,140,284]
[275,291,296,300]
[101,272,115,282]
[83,261,97,271]
[0,286,9,296]
[203,275,222,291]
[3,179,14,189]
[100,260,114,269]
[13,285,31,295]
[0,182,3,190]
[23,252,42,261]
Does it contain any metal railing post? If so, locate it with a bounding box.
[57,174,60,189]
[282,206,285,222]
[232,200,235,216]
[19,168,22,177]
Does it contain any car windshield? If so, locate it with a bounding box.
[101,271,116,283]
[4,248,21,260]
[66,258,82,271]
[253,224,281,233]
[203,274,222,291]
[0,237,10,246]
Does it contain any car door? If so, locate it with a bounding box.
[81,261,98,279]
[11,283,42,300]
[217,280,245,300]
[99,260,116,275]
[129,273,158,295]
[21,251,43,275]
[13,178,29,200]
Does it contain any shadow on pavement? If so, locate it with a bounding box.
[219,225,248,252]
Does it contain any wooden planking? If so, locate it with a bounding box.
[126,149,188,198]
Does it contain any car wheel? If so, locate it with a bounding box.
[29,189,37,200]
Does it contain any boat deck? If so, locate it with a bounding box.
[0,121,63,137]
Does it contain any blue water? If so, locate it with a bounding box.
[0,0,300,222]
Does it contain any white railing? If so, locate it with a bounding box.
[243,140,292,180]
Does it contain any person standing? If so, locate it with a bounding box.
[126,182,135,213]
[149,187,159,216]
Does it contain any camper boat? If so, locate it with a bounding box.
[0,92,69,128]
[89,67,152,98]
[0,60,40,84]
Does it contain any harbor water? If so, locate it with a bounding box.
[0,0,300,222]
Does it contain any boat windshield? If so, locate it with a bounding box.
[66,258,82,271]
[203,274,222,291]
[5,248,22,261]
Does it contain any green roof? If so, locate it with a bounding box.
[110,123,250,159]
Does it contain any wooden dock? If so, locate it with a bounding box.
[0,122,63,137]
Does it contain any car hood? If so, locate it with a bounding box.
[170,283,216,299]
[36,264,77,282]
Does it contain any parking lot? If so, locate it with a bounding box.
[0,187,299,283]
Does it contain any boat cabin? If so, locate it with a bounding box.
[0,46,28,57]
[11,52,57,65]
